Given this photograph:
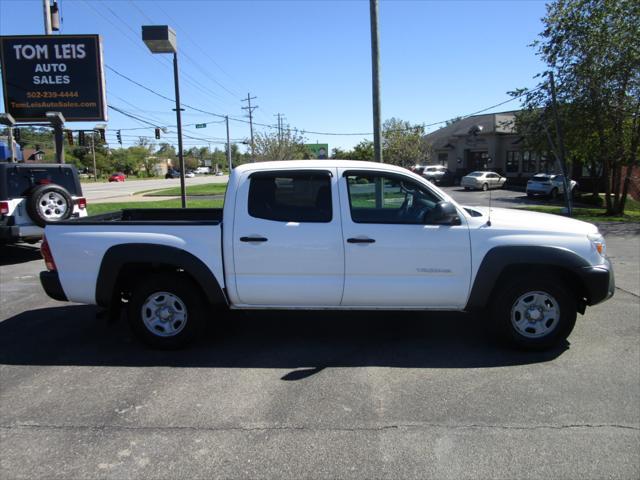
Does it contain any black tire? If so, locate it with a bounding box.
[550,187,558,200]
[26,184,73,227]
[482,183,489,191]
[464,187,470,191]
[527,192,534,198]
[490,275,577,350]
[128,273,207,349]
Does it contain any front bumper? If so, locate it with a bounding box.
[40,271,68,301]
[578,257,615,306]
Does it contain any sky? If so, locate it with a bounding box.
[0,0,549,152]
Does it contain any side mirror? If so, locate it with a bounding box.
[425,201,461,225]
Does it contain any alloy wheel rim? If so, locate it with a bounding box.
[38,192,68,219]
[141,291,188,337]
[510,290,560,339]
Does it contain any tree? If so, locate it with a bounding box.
[130,145,155,177]
[254,128,307,161]
[382,118,429,167]
[156,142,176,159]
[514,0,640,215]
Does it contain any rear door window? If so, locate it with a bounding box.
[248,171,332,223]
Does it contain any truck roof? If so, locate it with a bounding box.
[232,159,416,176]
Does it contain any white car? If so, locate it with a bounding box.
[185,171,195,178]
[527,173,578,199]
[194,167,211,175]
[40,160,613,351]
[461,171,506,191]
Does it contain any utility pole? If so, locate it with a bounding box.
[241,93,257,162]
[43,0,52,34]
[370,0,382,164]
[225,115,233,171]
[548,71,572,216]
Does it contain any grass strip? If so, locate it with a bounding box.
[517,205,640,223]
[87,198,223,216]
[143,183,228,197]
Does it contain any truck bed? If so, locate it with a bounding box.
[59,208,223,225]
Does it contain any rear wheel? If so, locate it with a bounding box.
[490,275,576,350]
[550,187,559,200]
[482,183,489,191]
[128,273,207,349]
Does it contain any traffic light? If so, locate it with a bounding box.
[116,130,122,145]
[97,128,106,142]
[155,128,161,140]
[13,128,20,143]
[78,131,86,147]
[65,130,74,145]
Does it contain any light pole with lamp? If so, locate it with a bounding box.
[142,25,186,208]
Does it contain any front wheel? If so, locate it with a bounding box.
[490,276,576,350]
[128,273,207,349]
[482,183,489,191]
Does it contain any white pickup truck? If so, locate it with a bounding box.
[40,160,614,350]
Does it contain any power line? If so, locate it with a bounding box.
[106,64,542,138]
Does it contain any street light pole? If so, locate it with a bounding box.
[142,25,186,207]
[172,52,186,208]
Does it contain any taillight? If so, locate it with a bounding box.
[41,236,57,271]
[75,197,87,209]
[0,201,8,215]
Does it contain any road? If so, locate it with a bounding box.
[1,224,638,477]
[81,175,229,203]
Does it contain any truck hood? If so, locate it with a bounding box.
[464,206,598,235]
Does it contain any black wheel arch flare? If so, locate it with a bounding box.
[95,243,227,308]
[465,245,596,310]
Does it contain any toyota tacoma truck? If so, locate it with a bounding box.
[39,160,614,350]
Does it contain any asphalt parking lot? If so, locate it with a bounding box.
[1,218,638,478]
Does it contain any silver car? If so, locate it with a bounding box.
[461,171,506,191]
[526,173,578,198]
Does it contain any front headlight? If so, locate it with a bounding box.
[588,232,606,256]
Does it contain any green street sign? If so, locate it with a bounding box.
[195,123,207,129]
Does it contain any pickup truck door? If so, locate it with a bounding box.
[232,169,344,306]
[338,170,471,308]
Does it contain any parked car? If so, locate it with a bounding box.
[0,163,87,244]
[108,172,126,183]
[526,173,578,199]
[185,171,195,178]
[194,166,211,175]
[422,165,455,186]
[214,171,224,176]
[165,169,181,179]
[461,171,506,191]
[40,160,613,351]
[410,165,426,175]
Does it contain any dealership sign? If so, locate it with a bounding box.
[0,34,107,122]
